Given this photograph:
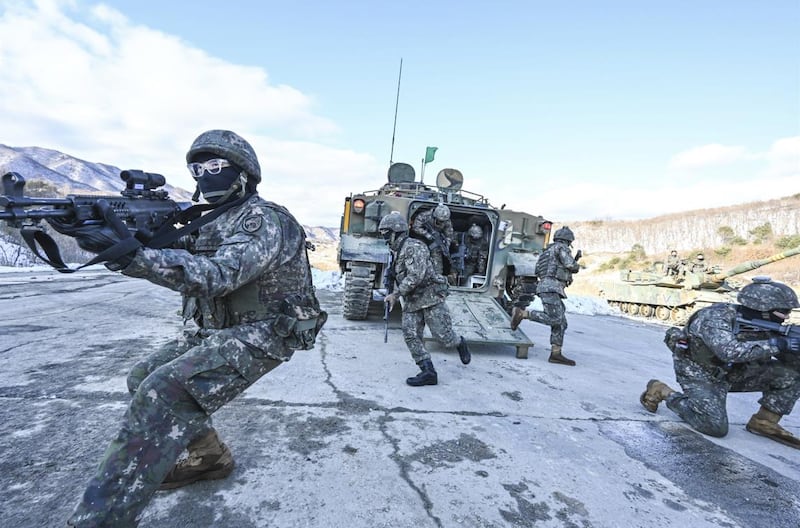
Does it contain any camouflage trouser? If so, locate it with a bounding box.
[525,292,567,346]
[402,302,460,364]
[665,353,800,438]
[68,328,287,528]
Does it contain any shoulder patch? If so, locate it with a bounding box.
[241,215,263,233]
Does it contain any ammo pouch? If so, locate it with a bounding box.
[272,293,328,350]
[664,326,689,354]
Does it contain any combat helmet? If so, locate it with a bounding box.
[186,130,261,183]
[379,211,409,249]
[433,204,451,222]
[468,224,483,239]
[737,277,800,312]
[379,211,409,233]
[553,226,574,243]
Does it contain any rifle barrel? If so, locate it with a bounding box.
[0,207,73,221]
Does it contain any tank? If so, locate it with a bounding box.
[597,246,800,324]
[336,162,552,358]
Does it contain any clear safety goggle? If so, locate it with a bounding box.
[187,158,231,179]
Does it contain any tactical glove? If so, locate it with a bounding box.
[46,219,121,253]
[769,336,800,353]
[574,249,582,261]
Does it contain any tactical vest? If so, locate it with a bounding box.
[188,197,325,348]
[535,243,571,283]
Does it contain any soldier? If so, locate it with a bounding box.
[64,130,327,527]
[640,278,800,449]
[664,249,680,277]
[510,226,582,366]
[381,211,471,386]
[691,253,708,273]
[412,203,455,276]
[462,224,489,279]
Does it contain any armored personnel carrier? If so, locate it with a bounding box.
[337,162,552,358]
[598,246,800,324]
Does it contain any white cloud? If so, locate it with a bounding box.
[669,143,753,169]
[763,135,800,179]
[0,0,379,226]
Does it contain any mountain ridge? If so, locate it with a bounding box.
[1,144,797,257]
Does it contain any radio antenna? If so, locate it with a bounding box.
[389,58,403,165]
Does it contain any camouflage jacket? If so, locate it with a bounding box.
[390,235,448,312]
[535,240,580,298]
[411,209,454,249]
[684,303,780,368]
[121,195,319,353]
[464,236,489,274]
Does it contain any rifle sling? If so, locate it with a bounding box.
[146,194,250,249]
[19,227,140,274]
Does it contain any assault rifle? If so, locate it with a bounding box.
[383,257,395,343]
[0,171,193,272]
[449,232,467,283]
[734,317,800,353]
[426,224,453,274]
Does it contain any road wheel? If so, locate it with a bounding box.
[620,303,629,313]
[629,304,640,316]
[670,307,687,324]
[655,306,671,321]
[640,304,653,318]
[342,271,373,320]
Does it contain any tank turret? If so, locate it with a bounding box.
[599,246,800,323]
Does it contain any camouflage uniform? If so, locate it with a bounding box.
[525,239,580,347]
[661,303,799,437]
[392,235,459,362]
[665,251,680,276]
[411,207,454,276]
[691,254,707,273]
[68,182,323,523]
[381,211,469,386]
[463,231,489,278]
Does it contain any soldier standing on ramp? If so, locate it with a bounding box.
[381,211,471,386]
[510,226,582,366]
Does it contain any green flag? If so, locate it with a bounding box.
[424,146,438,164]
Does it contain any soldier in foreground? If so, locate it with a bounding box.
[381,211,471,386]
[412,203,455,276]
[510,226,582,366]
[640,278,800,449]
[65,130,326,527]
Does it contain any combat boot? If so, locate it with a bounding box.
[457,337,471,365]
[406,359,438,386]
[746,406,800,449]
[639,379,675,413]
[548,345,576,366]
[510,307,527,331]
[159,429,235,490]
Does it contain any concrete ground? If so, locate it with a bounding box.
[0,268,798,528]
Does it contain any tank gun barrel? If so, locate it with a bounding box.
[710,246,800,281]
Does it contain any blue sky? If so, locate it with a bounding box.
[1,0,798,226]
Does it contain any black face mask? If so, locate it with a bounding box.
[198,165,242,203]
